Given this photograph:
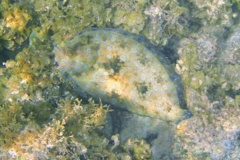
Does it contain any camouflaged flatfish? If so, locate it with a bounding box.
[54,28,190,122]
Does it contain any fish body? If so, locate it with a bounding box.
[54,28,189,122]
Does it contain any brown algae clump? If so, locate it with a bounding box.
[54,28,189,122]
[3,7,31,32]
[0,3,33,51]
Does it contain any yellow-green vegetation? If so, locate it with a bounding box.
[176,40,226,117]
[176,27,240,116]
[0,1,33,51]
[0,98,152,159]
[124,139,152,159]
[111,0,148,33]
[0,103,28,147]
[32,0,151,47]
[173,23,240,158]
[3,7,31,32]
[0,45,61,146]
[176,43,206,91]
[186,0,233,26]
[143,0,188,45]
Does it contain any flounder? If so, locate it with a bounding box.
[54,28,190,122]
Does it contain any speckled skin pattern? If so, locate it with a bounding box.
[54,28,187,121]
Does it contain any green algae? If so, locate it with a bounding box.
[0,1,34,51]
